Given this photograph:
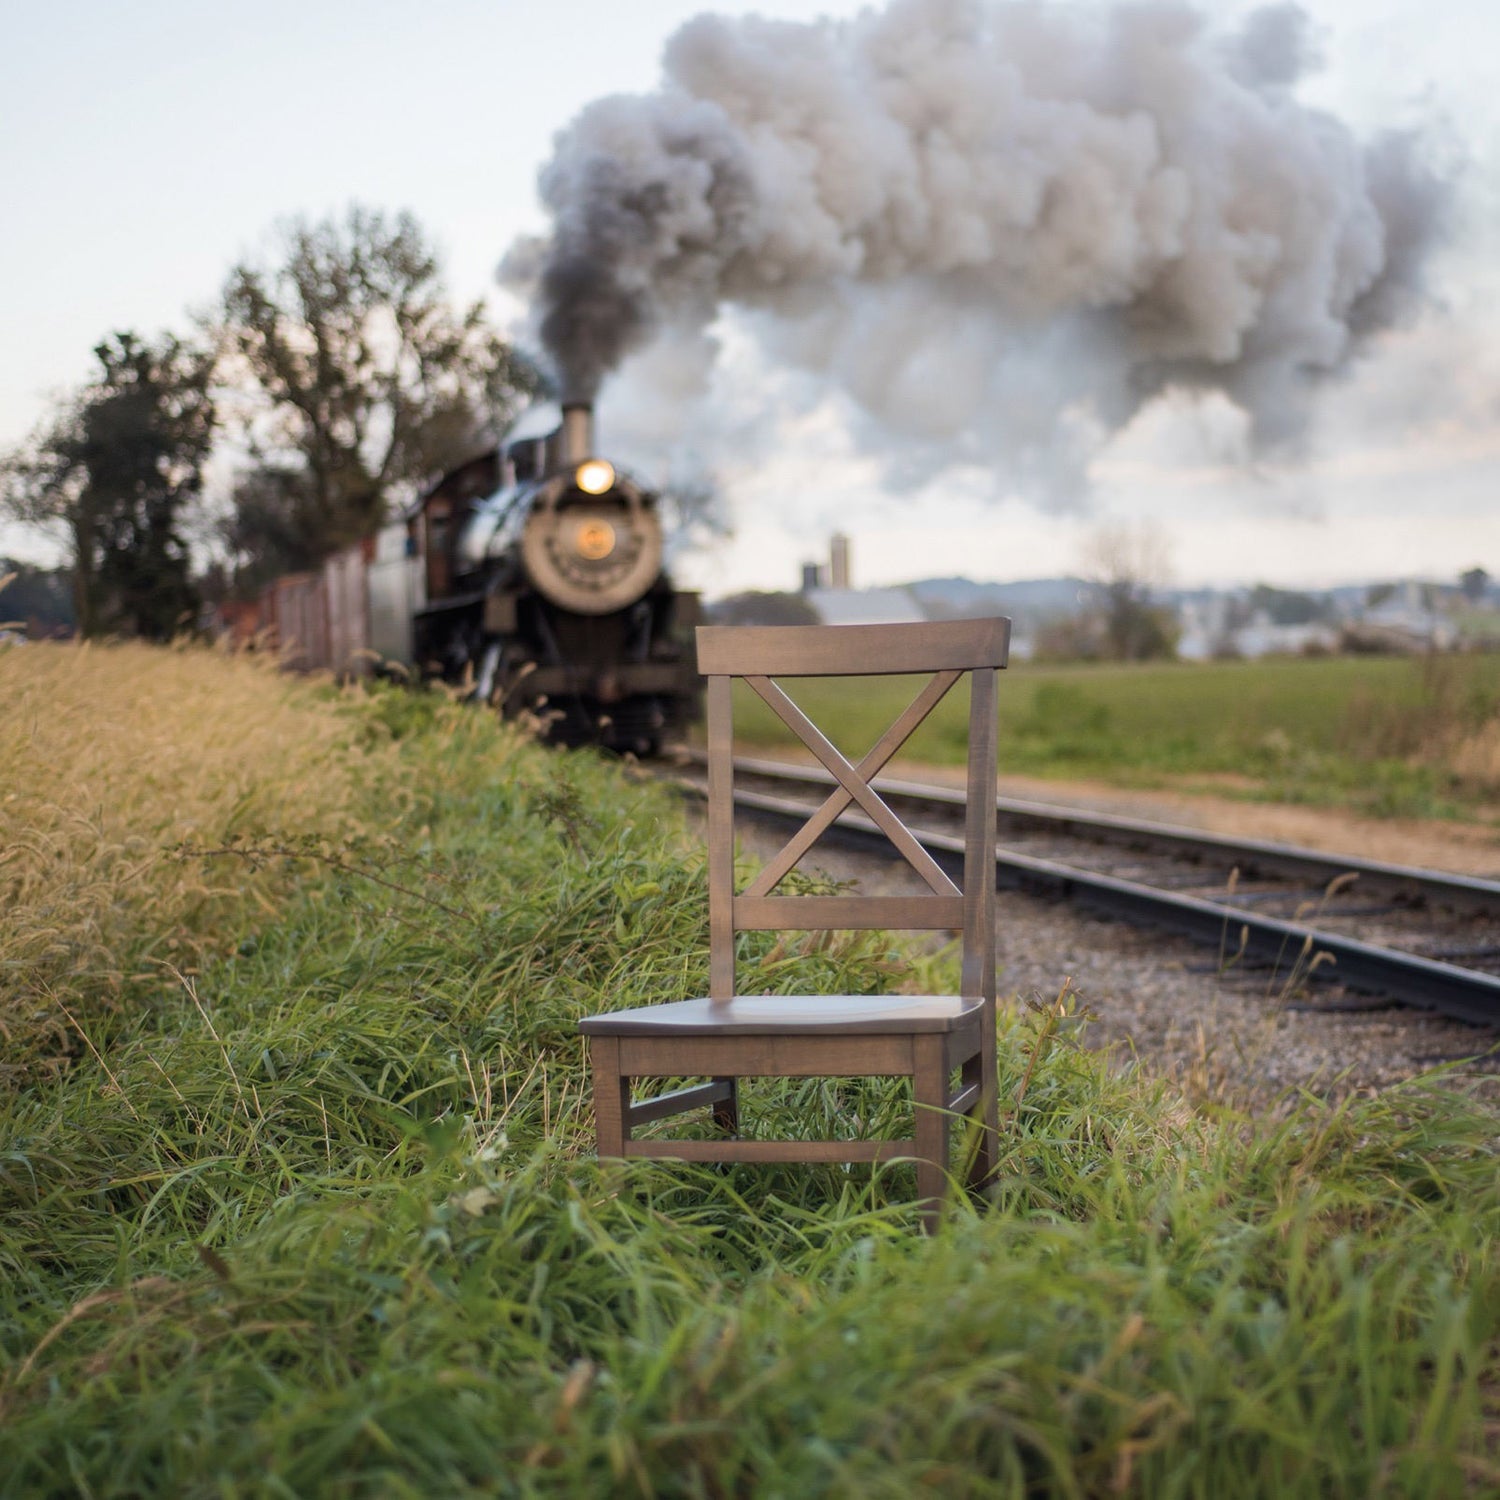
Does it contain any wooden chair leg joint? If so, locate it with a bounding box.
[711,1076,740,1136]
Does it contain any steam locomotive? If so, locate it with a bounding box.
[344,401,700,753]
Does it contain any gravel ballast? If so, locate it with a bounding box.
[713,781,1500,1113]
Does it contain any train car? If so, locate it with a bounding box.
[369,400,700,754]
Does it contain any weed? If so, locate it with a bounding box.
[172,831,480,926]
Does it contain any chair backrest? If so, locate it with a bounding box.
[694,618,1010,1003]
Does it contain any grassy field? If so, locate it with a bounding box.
[2,642,1499,1496]
[726,652,1500,822]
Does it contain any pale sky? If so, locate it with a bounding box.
[2,0,1497,596]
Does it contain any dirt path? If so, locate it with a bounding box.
[726,743,1500,876]
[845,755,1500,879]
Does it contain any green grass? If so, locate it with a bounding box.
[3,650,1500,1496]
[726,653,1500,821]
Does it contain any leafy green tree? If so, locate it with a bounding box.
[0,332,215,638]
[217,206,543,584]
[1460,567,1490,604]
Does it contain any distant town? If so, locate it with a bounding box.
[709,535,1500,662]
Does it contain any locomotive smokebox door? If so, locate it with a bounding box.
[521,491,664,615]
[574,518,616,560]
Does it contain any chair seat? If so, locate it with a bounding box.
[579,993,984,1037]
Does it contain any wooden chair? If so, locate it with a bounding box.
[579,617,1009,1228]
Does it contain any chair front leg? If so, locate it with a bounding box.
[913,1035,950,1233]
[589,1037,631,1158]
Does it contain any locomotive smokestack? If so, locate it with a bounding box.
[560,402,594,465]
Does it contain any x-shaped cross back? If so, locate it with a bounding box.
[741,669,964,900]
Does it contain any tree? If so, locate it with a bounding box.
[218,463,326,596]
[1248,584,1327,627]
[709,590,819,626]
[217,206,543,584]
[0,332,215,638]
[1460,566,1490,604]
[1080,520,1179,661]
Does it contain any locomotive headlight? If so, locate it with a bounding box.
[574,518,617,561]
[575,459,615,495]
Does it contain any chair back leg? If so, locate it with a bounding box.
[957,1009,1000,1191]
[912,1034,950,1233]
[711,1076,740,1136]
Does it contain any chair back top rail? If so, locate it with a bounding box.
[696,617,1011,677]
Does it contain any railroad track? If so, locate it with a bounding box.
[669,751,1500,1028]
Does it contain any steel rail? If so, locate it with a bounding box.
[669,753,1500,1027]
[712,752,1500,914]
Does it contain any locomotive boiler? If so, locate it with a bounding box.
[399,401,700,753]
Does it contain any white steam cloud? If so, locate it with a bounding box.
[501,0,1449,496]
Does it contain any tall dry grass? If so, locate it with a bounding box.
[0,640,387,1083]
